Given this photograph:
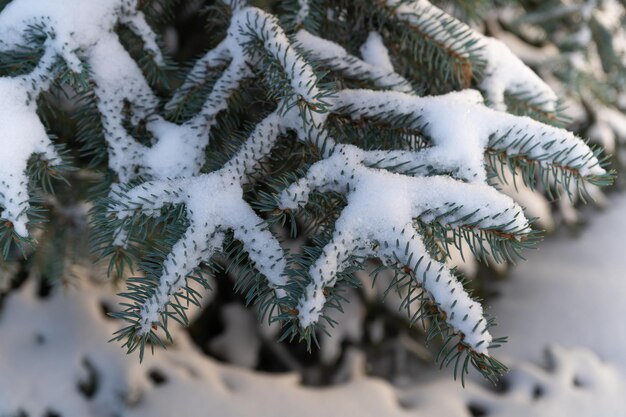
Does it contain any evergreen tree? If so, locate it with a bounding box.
[0,0,616,390]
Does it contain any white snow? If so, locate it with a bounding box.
[0,0,191,184]
[387,0,559,112]
[0,46,61,237]
[400,345,626,417]
[360,31,394,72]
[112,53,589,348]
[478,37,558,112]
[107,6,324,331]
[225,9,319,102]
[2,274,626,417]
[0,0,278,189]
[332,89,605,183]
[295,29,414,93]
[113,171,287,333]
[492,192,626,375]
[279,143,531,353]
[0,281,141,417]
[295,0,311,26]
[0,0,611,373]
[0,0,124,52]
[122,77,602,346]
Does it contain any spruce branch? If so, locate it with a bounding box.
[277,143,531,355]
[106,6,328,351]
[383,0,560,111]
[0,40,64,239]
[329,89,610,191]
[0,0,616,384]
[294,29,417,93]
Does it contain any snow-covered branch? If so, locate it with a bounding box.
[382,0,559,111]
[294,29,415,93]
[278,144,530,353]
[108,6,326,340]
[0,41,63,237]
[0,0,614,381]
[331,89,606,186]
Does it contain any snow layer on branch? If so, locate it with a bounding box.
[279,144,530,353]
[295,0,311,25]
[0,0,212,226]
[127,23,601,342]
[4,0,600,359]
[295,30,414,93]
[0,0,216,183]
[387,0,559,112]
[0,0,159,74]
[115,96,328,332]
[478,37,558,112]
[360,31,394,72]
[0,46,60,237]
[106,5,322,332]
[224,8,319,102]
[0,0,121,53]
[332,89,605,183]
[113,170,287,333]
[167,6,321,148]
[111,4,325,331]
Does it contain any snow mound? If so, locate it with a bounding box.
[1,280,624,417]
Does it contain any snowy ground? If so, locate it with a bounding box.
[2,195,626,416]
[492,191,626,374]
